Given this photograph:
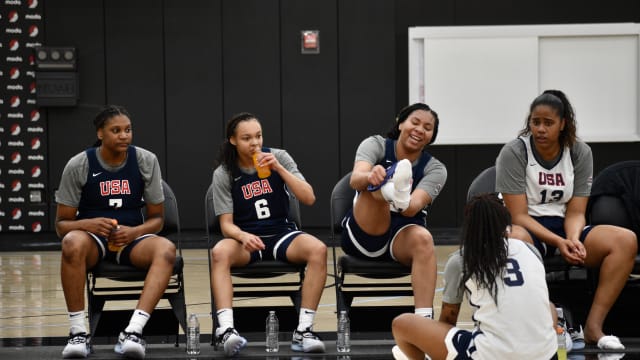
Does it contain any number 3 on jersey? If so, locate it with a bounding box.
[503,259,524,286]
[254,199,271,219]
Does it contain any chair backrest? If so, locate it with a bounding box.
[466,166,496,202]
[589,195,630,228]
[330,172,354,235]
[205,182,302,243]
[159,180,180,238]
[587,160,640,238]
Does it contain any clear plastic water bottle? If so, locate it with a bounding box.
[556,326,567,360]
[186,313,200,355]
[337,310,351,352]
[265,310,279,352]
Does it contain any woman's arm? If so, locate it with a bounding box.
[350,160,383,191]
[503,193,584,264]
[502,193,564,247]
[219,213,265,252]
[273,162,316,206]
[55,203,117,239]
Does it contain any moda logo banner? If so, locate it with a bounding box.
[1,0,48,232]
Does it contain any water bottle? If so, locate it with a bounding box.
[556,326,567,360]
[337,310,351,352]
[265,310,279,352]
[186,313,200,355]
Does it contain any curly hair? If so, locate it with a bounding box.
[461,193,511,305]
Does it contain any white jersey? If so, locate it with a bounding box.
[466,238,556,360]
[521,135,574,217]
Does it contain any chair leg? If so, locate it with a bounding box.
[167,291,187,347]
[89,297,105,336]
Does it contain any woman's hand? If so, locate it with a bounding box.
[87,217,119,238]
[558,238,586,265]
[238,232,266,252]
[257,152,278,170]
[367,164,388,187]
[107,224,136,247]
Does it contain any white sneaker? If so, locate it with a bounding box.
[215,327,247,357]
[378,159,412,212]
[291,327,325,353]
[62,333,91,358]
[392,345,431,360]
[570,326,585,351]
[557,313,574,352]
[392,345,409,360]
[114,331,146,359]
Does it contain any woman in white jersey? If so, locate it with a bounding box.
[495,90,637,350]
[392,193,556,360]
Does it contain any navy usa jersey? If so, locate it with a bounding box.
[231,148,297,235]
[77,146,145,226]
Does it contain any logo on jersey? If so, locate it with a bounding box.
[100,180,131,196]
[241,179,274,199]
[538,172,565,186]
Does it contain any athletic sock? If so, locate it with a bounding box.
[297,308,316,332]
[216,308,234,332]
[415,307,433,319]
[125,309,150,335]
[69,311,87,335]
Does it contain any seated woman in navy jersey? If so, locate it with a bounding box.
[209,112,327,357]
[55,105,176,359]
[341,103,447,321]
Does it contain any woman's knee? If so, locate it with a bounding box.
[61,231,91,260]
[307,240,327,263]
[618,228,638,254]
[160,238,176,264]
[409,231,435,253]
[211,242,234,265]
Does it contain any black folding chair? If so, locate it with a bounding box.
[204,183,306,345]
[330,172,413,332]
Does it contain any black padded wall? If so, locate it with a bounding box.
[164,0,223,231]
[104,1,166,163]
[280,0,339,227]
[18,0,640,234]
[221,0,282,145]
[44,0,107,228]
